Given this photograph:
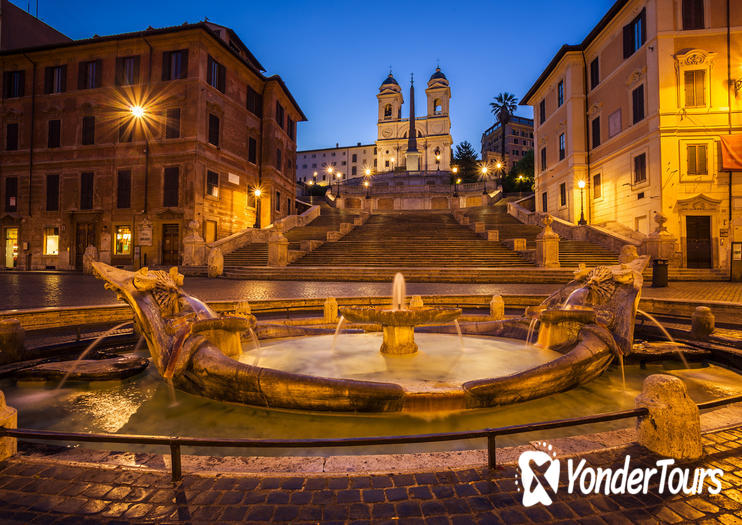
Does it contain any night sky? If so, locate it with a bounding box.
[19,0,616,151]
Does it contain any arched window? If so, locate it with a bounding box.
[384,104,392,119]
[433,98,442,114]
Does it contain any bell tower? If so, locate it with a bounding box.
[377,72,403,172]
[425,67,452,171]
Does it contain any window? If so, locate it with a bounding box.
[5,177,18,211]
[590,58,599,89]
[287,118,295,140]
[542,192,548,212]
[352,153,358,163]
[204,221,217,243]
[44,65,66,94]
[248,137,257,163]
[162,50,188,80]
[539,99,546,124]
[207,56,226,92]
[287,198,291,214]
[275,102,284,128]
[351,166,357,176]
[682,0,704,30]
[593,173,602,199]
[559,183,567,207]
[632,85,644,124]
[163,167,179,207]
[6,123,18,150]
[3,70,24,98]
[608,109,622,137]
[206,170,219,198]
[684,70,705,107]
[116,56,140,85]
[276,148,282,171]
[43,227,59,255]
[117,170,131,209]
[246,86,262,116]
[384,104,392,119]
[591,117,601,149]
[114,225,132,255]
[48,120,61,148]
[165,108,180,139]
[78,60,102,89]
[633,153,647,184]
[46,174,59,211]
[540,147,547,171]
[208,114,219,146]
[119,121,132,143]
[623,8,646,58]
[80,172,94,209]
[82,116,95,145]
[276,191,281,211]
[687,144,707,175]
[557,80,564,106]
[559,133,565,160]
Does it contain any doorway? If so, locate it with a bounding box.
[4,228,18,268]
[686,215,712,268]
[162,223,180,266]
[75,222,96,269]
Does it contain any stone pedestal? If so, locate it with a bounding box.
[405,151,420,171]
[339,222,353,234]
[82,245,98,274]
[410,296,424,309]
[474,222,485,234]
[324,298,338,323]
[535,215,560,268]
[268,232,289,266]
[487,230,500,242]
[182,220,207,266]
[691,306,715,339]
[0,319,24,365]
[618,244,639,264]
[207,247,223,278]
[381,325,417,355]
[0,391,17,461]
[327,231,342,242]
[490,295,505,320]
[635,374,702,460]
[642,213,678,265]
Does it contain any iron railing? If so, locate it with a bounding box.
[3,393,742,481]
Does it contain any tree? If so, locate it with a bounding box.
[502,149,534,193]
[453,141,479,183]
[489,92,519,184]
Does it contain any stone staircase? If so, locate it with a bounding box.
[284,204,360,250]
[464,201,619,267]
[222,243,269,266]
[291,212,531,267]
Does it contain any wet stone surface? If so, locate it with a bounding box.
[0,425,741,523]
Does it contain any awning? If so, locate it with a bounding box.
[720,134,742,171]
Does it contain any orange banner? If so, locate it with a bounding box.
[720,135,742,171]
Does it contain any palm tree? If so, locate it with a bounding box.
[489,92,518,185]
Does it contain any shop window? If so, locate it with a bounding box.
[114,225,132,255]
[44,227,59,255]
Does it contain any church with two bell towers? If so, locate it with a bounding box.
[376,68,452,173]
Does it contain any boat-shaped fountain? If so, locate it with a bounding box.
[88,255,652,413]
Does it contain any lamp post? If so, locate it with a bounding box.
[578,179,587,225]
[435,153,441,172]
[454,177,461,197]
[335,172,342,197]
[253,187,262,228]
[495,161,503,188]
[481,165,489,194]
[130,105,148,213]
[364,179,370,199]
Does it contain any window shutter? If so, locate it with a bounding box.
[639,9,646,45]
[180,51,188,79]
[59,65,67,92]
[695,70,705,106]
[684,71,694,105]
[94,59,102,88]
[218,63,226,93]
[687,145,697,174]
[623,24,632,59]
[162,52,170,81]
[132,56,141,84]
[698,145,707,174]
[44,67,53,94]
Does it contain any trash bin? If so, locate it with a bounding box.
[652,258,668,288]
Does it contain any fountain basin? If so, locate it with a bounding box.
[339,306,461,355]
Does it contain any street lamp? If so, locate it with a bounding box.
[335,172,342,197]
[495,161,503,187]
[391,157,396,170]
[364,179,370,199]
[481,165,489,194]
[253,187,263,228]
[454,177,461,197]
[130,105,149,213]
[577,179,587,225]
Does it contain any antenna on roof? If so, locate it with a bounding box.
[410,73,414,85]
[204,16,209,22]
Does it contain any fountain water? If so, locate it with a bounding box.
[637,309,689,369]
[331,315,346,352]
[55,321,133,390]
[391,273,406,311]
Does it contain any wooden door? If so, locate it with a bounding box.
[75,222,96,269]
[162,223,180,266]
[686,216,711,268]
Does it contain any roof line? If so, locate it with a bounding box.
[520,0,630,105]
[298,143,376,153]
[265,75,307,121]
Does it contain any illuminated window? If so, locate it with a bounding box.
[593,173,602,199]
[684,70,705,107]
[557,80,564,106]
[559,183,566,207]
[114,225,132,255]
[206,170,219,198]
[686,144,707,175]
[633,153,647,183]
[43,227,59,255]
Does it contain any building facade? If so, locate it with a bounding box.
[295,67,453,186]
[1,21,304,270]
[522,0,741,270]
[296,143,376,186]
[480,116,534,170]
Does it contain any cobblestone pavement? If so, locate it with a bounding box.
[1,427,742,524]
[2,273,742,310]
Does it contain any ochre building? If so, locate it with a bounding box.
[1,21,304,270]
